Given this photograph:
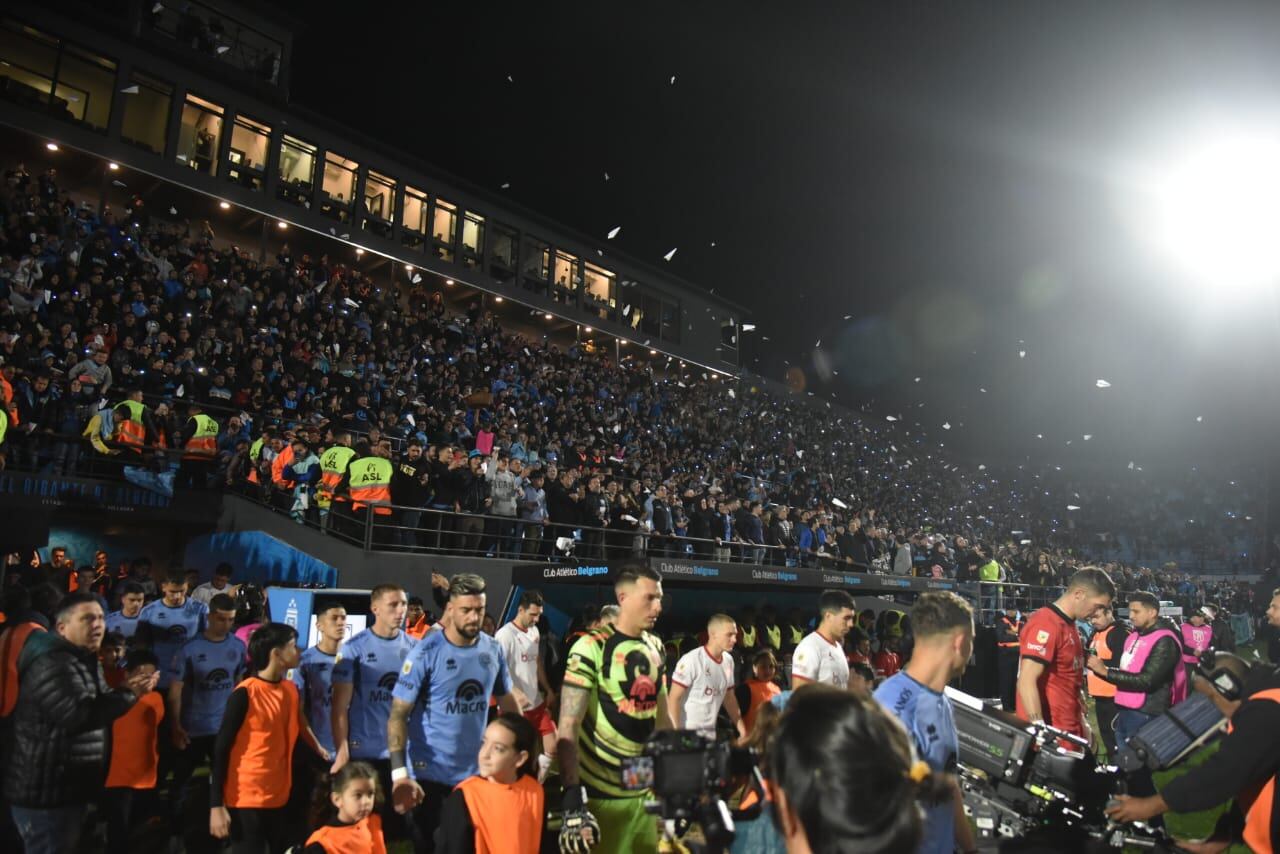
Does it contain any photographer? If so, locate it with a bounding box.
[874,592,979,854]
[769,685,950,853]
[1105,654,1274,853]
[1087,592,1185,816]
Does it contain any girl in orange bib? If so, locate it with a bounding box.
[437,713,544,853]
[304,761,387,854]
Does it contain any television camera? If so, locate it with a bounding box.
[622,729,765,854]
[947,687,1191,852]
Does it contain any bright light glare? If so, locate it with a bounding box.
[1133,130,1280,290]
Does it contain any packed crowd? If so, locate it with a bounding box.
[0,157,1265,579]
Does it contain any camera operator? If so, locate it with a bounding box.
[873,592,979,854]
[1104,653,1272,853]
[1086,592,1186,824]
[1016,568,1116,740]
[769,685,951,853]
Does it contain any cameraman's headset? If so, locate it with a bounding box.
[1198,651,1251,702]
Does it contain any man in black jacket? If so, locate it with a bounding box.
[3,592,156,852]
[391,439,431,548]
[1086,591,1181,825]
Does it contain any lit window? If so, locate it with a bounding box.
[177,93,223,175]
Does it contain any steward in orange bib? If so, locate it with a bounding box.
[1086,605,1126,760]
[1106,650,1279,851]
[438,713,544,854]
[317,431,356,515]
[209,622,330,851]
[113,388,154,455]
[995,605,1023,713]
[336,439,394,543]
[178,402,219,490]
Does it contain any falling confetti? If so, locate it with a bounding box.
[411,274,422,284]
[1128,461,1135,470]
[1036,434,1043,439]
[1196,415,1203,422]
[215,45,230,54]
[111,180,126,187]
[168,206,177,215]
[507,75,514,82]
[979,388,987,393]
[727,388,736,399]
[832,498,849,509]
[886,415,899,422]
[1083,434,1093,441]
[914,377,921,383]
[942,422,951,430]
[120,84,140,95]
[1095,379,1111,388]
[1067,505,1081,511]
[710,241,716,247]
[843,314,853,320]
[1019,350,1026,358]
[622,304,631,316]
[608,226,621,239]
[604,172,610,181]
[814,339,821,347]
[501,182,510,189]
[670,75,676,84]
[978,465,987,471]
[663,247,677,261]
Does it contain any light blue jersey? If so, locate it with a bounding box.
[874,671,958,854]
[138,599,209,687]
[392,629,512,785]
[293,644,339,755]
[106,610,141,639]
[332,628,416,760]
[169,633,247,737]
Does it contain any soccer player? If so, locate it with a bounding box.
[495,590,558,780]
[136,569,209,687]
[106,581,147,640]
[874,591,979,854]
[1016,567,1116,740]
[668,613,748,741]
[388,573,519,851]
[293,602,348,757]
[330,584,416,840]
[167,593,246,833]
[791,589,855,689]
[557,565,670,854]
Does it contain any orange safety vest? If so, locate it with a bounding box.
[406,616,431,640]
[270,444,295,487]
[182,414,219,460]
[743,678,782,733]
[223,677,300,809]
[998,616,1023,649]
[347,457,393,516]
[0,373,16,427]
[0,622,45,717]
[1086,625,1117,699]
[117,417,147,453]
[305,814,386,854]
[1237,688,1280,854]
[319,446,357,504]
[456,774,544,854]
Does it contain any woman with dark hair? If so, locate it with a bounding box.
[768,685,949,854]
[436,713,544,853]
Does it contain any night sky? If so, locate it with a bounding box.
[279,2,1280,472]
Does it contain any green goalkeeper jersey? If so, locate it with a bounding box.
[562,624,667,798]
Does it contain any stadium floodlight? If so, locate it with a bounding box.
[1129,126,1280,291]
